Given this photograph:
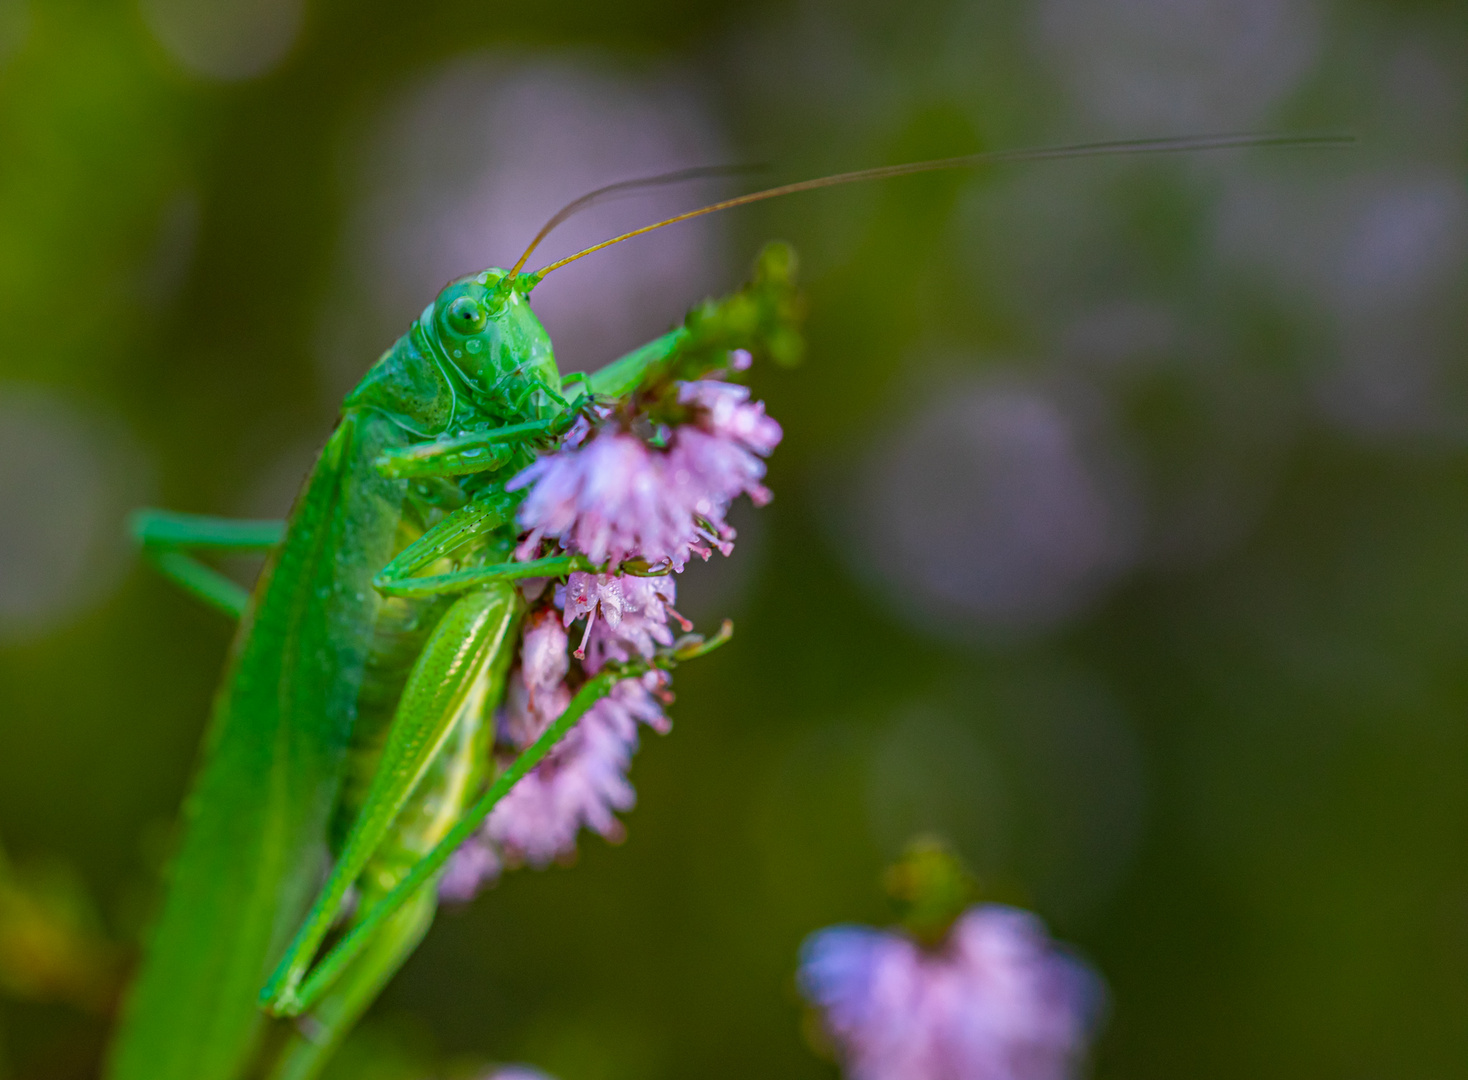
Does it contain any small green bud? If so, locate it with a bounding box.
[883,836,977,947]
[755,240,798,284]
[668,619,734,662]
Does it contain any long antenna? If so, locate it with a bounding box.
[530,131,1355,280]
[507,163,766,277]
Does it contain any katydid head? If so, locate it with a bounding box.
[424,270,562,423]
[345,270,561,434]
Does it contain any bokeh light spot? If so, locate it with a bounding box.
[854,377,1141,636]
[0,386,150,640]
[1039,0,1320,130]
[139,0,303,81]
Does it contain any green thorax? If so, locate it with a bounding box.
[345,269,561,435]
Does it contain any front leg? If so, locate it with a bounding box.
[504,371,570,415]
[368,492,594,598]
[375,553,593,599]
[372,418,555,479]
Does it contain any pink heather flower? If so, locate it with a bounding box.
[439,838,501,902]
[798,905,1103,1080]
[481,1069,555,1080]
[440,672,671,897]
[486,672,670,868]
[497,611,572,749]
[508,383,782,571]
[678,380,783,455]
[441,616,570,900]
[520,607,569,692]
[557,571,686,670]
[497,664,572,751]
[509,431,685,567]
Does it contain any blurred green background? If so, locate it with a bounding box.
[2,0,1468,1076]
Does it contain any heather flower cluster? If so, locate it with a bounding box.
[440,582,676,900]
[799,905,1103,1080]
[508,378,782,571]
[442,365,782,901]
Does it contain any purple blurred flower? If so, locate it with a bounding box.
[486,671,670,868]
[440,665,670,898]
[493,657,572,751]
[438,836,501,902]
[508,380,781,571]
[799,905,1103,1080]
[521,606,570,690]
[442,380,778,901]
[678,379,782,455]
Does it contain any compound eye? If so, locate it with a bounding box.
[445,295,487,334]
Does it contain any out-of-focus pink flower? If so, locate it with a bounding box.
[486,672,669,868]
[678,379,783,455]
[557,571,683,669]
[440,673,670,898]
[442,379,779,902]
[439,837,501,902]
[495,611,572,750]
[508,382,782,571]
[480,1068,555,1080]
[497,665,571,751]
[520,607,569,693]
[798,905,1103,1080]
